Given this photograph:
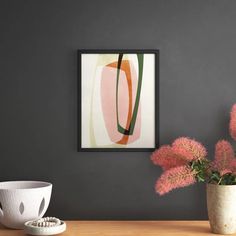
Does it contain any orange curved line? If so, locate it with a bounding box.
[107,60,132,145]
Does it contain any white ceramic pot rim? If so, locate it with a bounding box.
[207,183,236,188]
[0,181,52,190]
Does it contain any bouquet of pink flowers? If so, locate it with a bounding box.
[151,104,236,195]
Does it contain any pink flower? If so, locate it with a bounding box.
[211,140,235,176]
[151,137,207,171]
[230,159,236,175]
[172,137,207,160]
[230,104,236,141]
[151,137,206,195]
[171,146,194,162]
[155,165,196,195]
[151,145,188,171]
[219,169,232,176]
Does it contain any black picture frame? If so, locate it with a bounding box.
[78,49,159,152]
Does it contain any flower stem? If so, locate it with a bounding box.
[218,176,223,185]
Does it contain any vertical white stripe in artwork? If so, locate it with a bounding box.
[81,54,98,148]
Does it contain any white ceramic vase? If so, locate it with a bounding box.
[0,181,52,229]
[207,183,236,234]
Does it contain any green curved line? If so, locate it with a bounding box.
[115,54,126,134]
[127,54,143,134]
[115,53,144,135]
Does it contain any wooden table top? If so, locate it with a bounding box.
[0,221,218,235]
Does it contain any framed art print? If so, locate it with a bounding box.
[78,49,159,151]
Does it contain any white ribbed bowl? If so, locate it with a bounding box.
[0,181,52,229]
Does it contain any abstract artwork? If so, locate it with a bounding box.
[78,50,159,151]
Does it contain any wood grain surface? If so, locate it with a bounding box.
[0,221,221,236]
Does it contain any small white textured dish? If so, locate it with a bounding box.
[24,220,66,235]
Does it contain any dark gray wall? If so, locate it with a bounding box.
[0,0,236,220]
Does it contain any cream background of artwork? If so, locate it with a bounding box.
[81,53,156,148]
